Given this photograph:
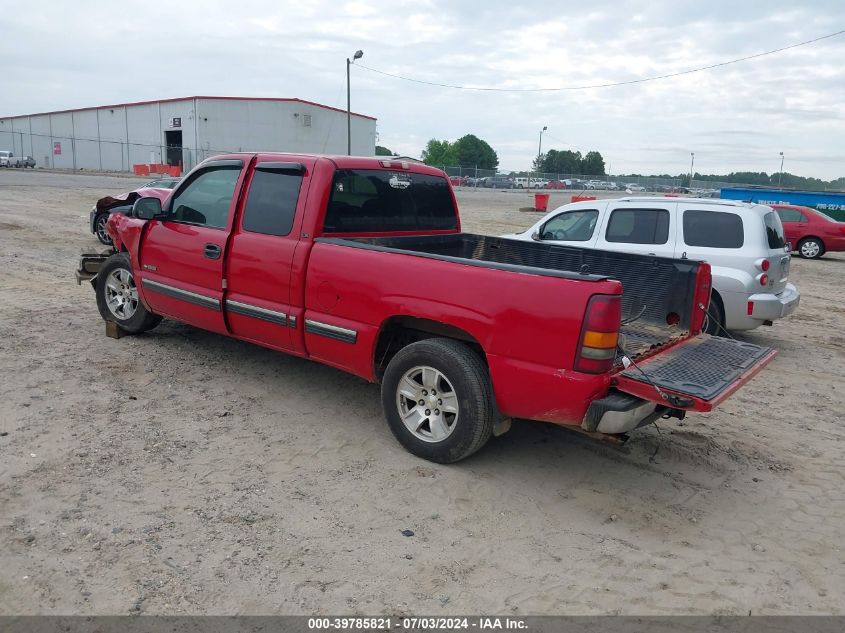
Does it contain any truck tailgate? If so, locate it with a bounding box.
[614,335,777,412]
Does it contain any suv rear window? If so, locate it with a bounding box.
[764,212,786,249]
[324,169,458,233]
[605,208,669,244]
[683,210,744,248]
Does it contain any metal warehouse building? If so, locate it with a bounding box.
[0,96,377,173]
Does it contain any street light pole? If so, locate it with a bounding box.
[778,152,784,187]
[533,125,547,188]
[347,49,363,156]
[689,152,695,186]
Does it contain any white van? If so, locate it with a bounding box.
[513,177,543,189]
[502,197,800,334]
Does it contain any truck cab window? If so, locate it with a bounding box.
[324,169,457,233]
[170,167,240,229]
[241,169,303,236]
[606,208,669,244]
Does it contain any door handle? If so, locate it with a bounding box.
[204,243,222,260]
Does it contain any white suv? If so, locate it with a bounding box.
[503,197,800,334]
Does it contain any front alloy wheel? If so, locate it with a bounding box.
[95,253,162,333]
[95,213,113,245]
[104,268,138,320]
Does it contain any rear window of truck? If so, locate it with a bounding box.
[324,169,458,233]
[683,209,744,248]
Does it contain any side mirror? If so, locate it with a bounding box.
[531,231,541,241]
[133,196,163,220]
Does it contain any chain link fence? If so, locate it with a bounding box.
[437,165,683,191]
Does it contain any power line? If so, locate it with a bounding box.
[356,29,845,92]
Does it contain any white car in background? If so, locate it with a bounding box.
[502,197,800,335]
[625,183,646,192]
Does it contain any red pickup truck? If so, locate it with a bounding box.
[78,154,776,463]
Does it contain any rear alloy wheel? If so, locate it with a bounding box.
[94,213,113,245]
[798,238,823,259]
[382,338,494,463]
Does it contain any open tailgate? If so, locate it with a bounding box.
[614,334,777,412]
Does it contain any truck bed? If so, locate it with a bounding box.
[319,234,700,359]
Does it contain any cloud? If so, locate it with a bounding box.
[1,0,844,178]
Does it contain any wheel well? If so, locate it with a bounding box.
[799,235,825,250]
[374,316,486,379]
[710,289,725,324]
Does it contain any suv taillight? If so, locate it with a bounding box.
[575,295,621,374]
[691,262,712,335]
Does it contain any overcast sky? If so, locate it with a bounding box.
[2,1,844,178]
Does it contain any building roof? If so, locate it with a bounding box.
[1,96,376,121]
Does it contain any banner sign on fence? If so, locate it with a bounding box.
[720,187,845,220]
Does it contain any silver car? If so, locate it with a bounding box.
[502,197,800,335]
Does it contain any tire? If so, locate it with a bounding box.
[798,237,824,259]
[381,338,494,463]
[703,293,726,337]
[94,212,113,245]
[95,253,162,334]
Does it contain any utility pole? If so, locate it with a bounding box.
[778,152,785,187]
[347,50,363,155]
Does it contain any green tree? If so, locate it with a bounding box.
[375,145,397,156]
[454,134,499,170]
[535,149,583,175]
[421,139,458,166]
[581,151,606,176]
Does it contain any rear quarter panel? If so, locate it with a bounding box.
[303,241,621,423]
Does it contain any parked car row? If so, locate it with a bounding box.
[447,174,685,193]
[0,150,36,168]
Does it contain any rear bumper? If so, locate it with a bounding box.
[749,283,800,321]
[821,235,845,252]
[582,390,663,434]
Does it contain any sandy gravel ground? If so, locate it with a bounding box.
[1,170,843,615]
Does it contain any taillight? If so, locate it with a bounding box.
[758,273,769,286]
[575,295,621,374]
[691,262,712,334]
[761,259,770,272]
